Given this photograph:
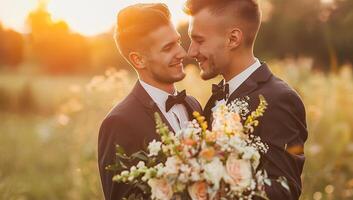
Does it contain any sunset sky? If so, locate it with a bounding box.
[0,0,188,36]
[0,0,333,36]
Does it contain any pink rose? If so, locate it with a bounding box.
[225,154,252,191]
[148,178,173,200]
[188,181,208,200]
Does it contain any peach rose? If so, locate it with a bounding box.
[183,138,197,146]
[232,113,241,122]
[200,147,216,161]
[225,154,252,191]
[188,181,208,200]
[148,178,173,200]
[205,131,217,143]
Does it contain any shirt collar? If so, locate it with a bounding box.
[226,58,261,95]
[139,80,177,111]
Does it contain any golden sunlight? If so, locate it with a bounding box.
[0,0,335,36]
[0,0,187,35]
[47,0,188,36]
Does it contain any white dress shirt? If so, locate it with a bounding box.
[139,80,189,133]
[213,58,262,110]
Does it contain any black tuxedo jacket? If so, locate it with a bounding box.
[98,81,202,200]
[204,63,308,200]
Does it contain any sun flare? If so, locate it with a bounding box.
[46,0,188,36]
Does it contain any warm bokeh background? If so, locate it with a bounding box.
[1,0,353,199]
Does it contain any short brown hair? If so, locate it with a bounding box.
[184,0,261,46]
[115,3,171,58]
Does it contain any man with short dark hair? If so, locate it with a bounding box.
[186,0,307,199]
[98,3,202,200]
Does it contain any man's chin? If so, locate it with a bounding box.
[200,70,217,80]
[163,73,186,84]
[174,73,186,82]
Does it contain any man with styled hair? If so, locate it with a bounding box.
[186,0,308,199]
[98,3,202,200]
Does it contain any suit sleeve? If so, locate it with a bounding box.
[98,115,136,200]
[255,91,308,200]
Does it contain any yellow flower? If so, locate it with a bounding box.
[201,122,208,131]
[193,111,201,118]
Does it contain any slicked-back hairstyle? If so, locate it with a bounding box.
[115,3,171,59]
[184,0,261,46]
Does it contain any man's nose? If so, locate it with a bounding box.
[188,42,198,58]
[176,45,187,60]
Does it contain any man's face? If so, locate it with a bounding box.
[188,8,230,80]
[142,23,187,84]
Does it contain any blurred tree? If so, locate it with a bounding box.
[27,2,90,74]
[255,0,328,68]
[89,30,132,74]
[0,22,25,68]
[327,0,353,68]
[256,0,353,70]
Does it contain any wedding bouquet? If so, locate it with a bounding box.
[109,95,288,200]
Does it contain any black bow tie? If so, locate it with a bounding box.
[166,90,187,112]
[212,81,229,101]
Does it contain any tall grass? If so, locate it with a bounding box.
[0,60,352,199]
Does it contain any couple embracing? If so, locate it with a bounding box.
[98,1,308,200]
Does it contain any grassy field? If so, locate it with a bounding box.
[1,59,353,200]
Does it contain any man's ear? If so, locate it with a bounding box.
[228,28,243,50]
[128,52,145,69]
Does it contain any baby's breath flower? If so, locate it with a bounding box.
[148,139,162,157]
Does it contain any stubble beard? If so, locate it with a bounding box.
[200,56,219,80]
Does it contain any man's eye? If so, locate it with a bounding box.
[163,46,172,51]
[196,40,204,44]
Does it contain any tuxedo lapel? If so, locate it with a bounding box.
[184,96,201,120]
[227,63,273,103]
[131,81,174,132]
[226,78,258,103]
[204,80,224,124]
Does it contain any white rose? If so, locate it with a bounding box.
[203,157,226,190]
[189,159,202,181]
[224,154,252,192]
[242,146,256,160]
[164,156,182,175]
[229,136,247,154]
[242,146,261,169]
[148,140,162,157]
[148,178,173,200]
[229,136,242,149]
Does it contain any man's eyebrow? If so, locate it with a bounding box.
[191,34,204,40]
[161,36,181,48]
[161,42,174,50]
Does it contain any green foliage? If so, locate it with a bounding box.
[255,0,353,70]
